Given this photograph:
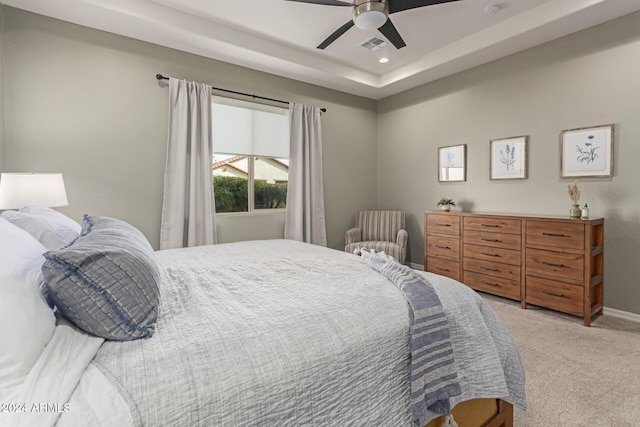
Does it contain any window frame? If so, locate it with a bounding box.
[212,97,289,215]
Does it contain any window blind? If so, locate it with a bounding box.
[212,96,289,159]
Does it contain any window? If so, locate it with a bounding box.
[211,97,289,213]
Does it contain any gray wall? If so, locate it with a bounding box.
[1,7,377,250]
[4,6,640,315]
[377,11,640,315]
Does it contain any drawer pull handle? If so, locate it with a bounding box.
[542,232,565,237]
[481,266,498,271]
[481,252,499,257]
[436,267,450,272]
[435,223,451,227]
[481,280,499,287]
[542,261,564,268]
[481,238,500,242]
[436,245,451,250]
[542,290,565,297]
[481,224,499,228]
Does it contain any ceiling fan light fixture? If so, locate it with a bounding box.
[353,1,388,30]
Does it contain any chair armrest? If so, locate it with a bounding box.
[346,227,361,245]
[396,229,408,250]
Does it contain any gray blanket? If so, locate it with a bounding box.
[360,248,461,424]
[89,240,525,426]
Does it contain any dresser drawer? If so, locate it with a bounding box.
[464,270,520,300]
[464,231,521,251]
[427,235,460,260]
[427,214,460,236]
[526,248,583,281]
[464,216,521,234]
[526,221,584,250]
[525,275,583,317]
[426,257,460,281]
[463,244,521,266]
[463,257,521,282]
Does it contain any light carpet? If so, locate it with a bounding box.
[482,294,640,426]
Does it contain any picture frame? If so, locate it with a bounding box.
[490,135,528,180]
[561,124,614,178]
[438,144,466,182]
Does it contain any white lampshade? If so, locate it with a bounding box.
[0,173,69,209]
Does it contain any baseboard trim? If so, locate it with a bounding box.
[603,307,640,323]
[408,263,640,323]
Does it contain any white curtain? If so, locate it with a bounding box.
[160,78,216,250]
[285,103,327,246]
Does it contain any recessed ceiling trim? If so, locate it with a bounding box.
[4,0,640,100]
[376,0,638,97]
[3,0,385,93]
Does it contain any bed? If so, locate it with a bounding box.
[0,210,525,427]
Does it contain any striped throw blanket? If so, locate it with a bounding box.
[360,249,462,425]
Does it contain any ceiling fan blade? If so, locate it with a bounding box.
[284,0,353,6]
[317,20,355,49]
[389,0,461,14]
[378,18,406,49]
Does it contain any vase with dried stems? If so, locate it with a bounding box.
[567,180,581,219]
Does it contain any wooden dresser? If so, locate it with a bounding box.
[425,211,604,326]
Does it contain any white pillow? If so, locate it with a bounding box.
[1,205,81,250]
[0,217,55,392]
[0,216,49,287]
[0,273,56,393]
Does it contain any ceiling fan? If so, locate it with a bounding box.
[284,0,462,50]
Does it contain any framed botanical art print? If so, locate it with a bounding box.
[438,144,466,182]
[561,124,614,178]
[490,136,528,180]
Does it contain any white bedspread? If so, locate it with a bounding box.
[6,239,525,427]
[2,317,103,427]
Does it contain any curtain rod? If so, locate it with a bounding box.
[155,74,326,112]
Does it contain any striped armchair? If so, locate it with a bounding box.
[345,210,407,264]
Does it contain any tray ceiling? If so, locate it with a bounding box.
[5,0,640,99]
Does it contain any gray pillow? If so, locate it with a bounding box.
[42,215,160,341]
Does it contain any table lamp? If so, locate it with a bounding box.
[0,173,69,209]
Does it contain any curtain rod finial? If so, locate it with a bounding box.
[156,74,167,80]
